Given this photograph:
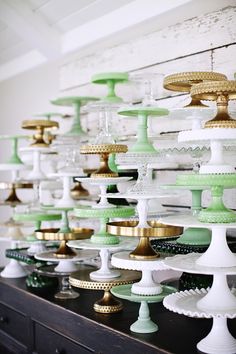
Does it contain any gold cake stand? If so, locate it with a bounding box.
[191,80,236,128]
[69,268,141,313]
[35,227,93,258]
[80,144,127,178]
[107,221,183,259]
[71,181,89,199]
[0,182,33,205]
[163,71,227,108]
[22,119,59,147]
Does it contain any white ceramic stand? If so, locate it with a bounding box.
[178,129,236,174]
[27,241,47,255]
[21,147,50,180]
[111,251,168,295]
[68,239,135,280]
[76,177,131,209]
[1,241,28,278]
[49,172,78,208]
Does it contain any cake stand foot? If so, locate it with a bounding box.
[131,270,162,295]
[177,227,211,246]
[55,276,79,300]
[130,301,158,333]
[54,260,78,273]
[197,318,236,354]
[93,290,123,313]
[1,259,28,278]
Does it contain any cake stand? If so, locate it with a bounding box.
[80,144,128,178]
[73,205,135,245]
[0,135,29,166]
[117,106,168,152]
[163,71,227,130]
[50,96,98,137]
[21,146,51,180]
[69,268,140,313]
[75,176,132,209]
[68,239,135,280]
[111,284,176,333]
[35,250,97,299]
[176,173,236,223]
[179,128,236,174]
[161,184,211,245]
[13,211,62,254]
[0,182,33,205]
[22,119,58,147]
[190,80,236,129]
[91,72,128,103]
[48,172,80,208]
[111,251,169,296]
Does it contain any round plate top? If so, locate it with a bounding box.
[163,72,227,92]
[176,173,236,187]
[111,284,176,302]
[67,238,136,251]
[159,214,236,229]
[104,192,176,200]
[35,249,97,262]
[117,106,169,117]
[91,72,128,84]
[164,253,236,275]
[75,176,132,185]
[41,205,74,212]
[161,184,209,191]
[69,268,140,291]
[73,205,135,219]
[191,80,236,101]
[111,251,168,271]
[179,128,236,143]
[51,96,99,106]
[35,227,93,241]
[22,120,59,129]
[14,212,62,222]
[80,144,127,154]
[48,171,80,178]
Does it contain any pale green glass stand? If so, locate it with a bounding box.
[51,96,98,136]
[176,173,236,223]
[34,112,64,121]
[73,205,135,245]
[0,135,29,165]
[42,206,73,233]
[118,107,168,152]
[162,185,211,245]
[111,284,176,333]
[91,72,128,103]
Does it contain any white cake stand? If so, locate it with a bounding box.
[178,128,236,174]
[48,172,79,208]
[159,214,236,268]
[35,249,97,273]
[21,146,50,180]
[163,288,236,354]
[67,239,135,280]
[111,251,168,295]
[168,106,214,130]
[75,177,132,209]
[1,240,28,278]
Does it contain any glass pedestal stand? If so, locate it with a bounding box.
[75,177,132,209]
[35,249,97,299]
[161,184,211,245]
[179,128,236,174]
[160,214,236,353]
[91,72,128,103]
[117,107,168,153]
[51,96,98,137]
[68,239,136,280]
[69,268,140,313]
[73,205,135,245]
[22,119,58,147]
[80,144,127,178]
[111,284,176,333]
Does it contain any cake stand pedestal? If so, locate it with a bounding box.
[1,240,29,278]
[111,284,176,333]
[0,182,33,205]
[91,72,128,103]
[69,268,140,313]
[21,146,51,180]
[49,172,80,208]
[22,119,58,147]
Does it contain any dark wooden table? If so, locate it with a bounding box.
[0,276,235,354]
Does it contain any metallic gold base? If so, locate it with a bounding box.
[204,118,236,129]
[71,182,89,199]
[183,98,208,108]
[91,172,118,178]
[93,291,123,313]
[22,119,59,147]
[130,237,159,259]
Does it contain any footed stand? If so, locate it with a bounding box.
[91,72,128,103]
[22,119,58,147]
[1,240,28,278]
[131,301,158,333]
[49,172,78,208]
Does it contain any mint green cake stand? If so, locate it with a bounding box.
[51,96,98,136]
[0,135,29,165]
[91,72,128,103]
[111,284,176,333]
[34,112,64,120]
[73,205,135,245]
[41,206,74,233]
[117,107,169,152]
[176,173,236,223]
[162,184,211,245]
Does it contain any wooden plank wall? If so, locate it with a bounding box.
[58,6,236,209]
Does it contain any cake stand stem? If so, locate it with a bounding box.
[130,301,158,333]
[90,248,120,279]
[107,80,116,99]
[95,184,114,208]
[68,102,84,136]
[131,270,162,295]
[59,210,71,233]
[131,113,155,152]
[28,150,45,180]
[196,227,236,267]
[136,199,149,228]
[94,290,123,313]
[197,318,236,354]
[55,275,79,299]
[57,176,75,208]
[9,138,22,164]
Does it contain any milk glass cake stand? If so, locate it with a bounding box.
[117,106,169,152]
[48,172,80,208]
[35,249,97,299]
[51,96,98,137]
[21,146,50,180]
[160,213,236,354]
[111,284,176,333]
[75,176,132,209]
[91,72,128,103]
[161,184,211,245]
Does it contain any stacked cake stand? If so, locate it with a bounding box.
[91,72,128,103]
[160,79,236,353]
